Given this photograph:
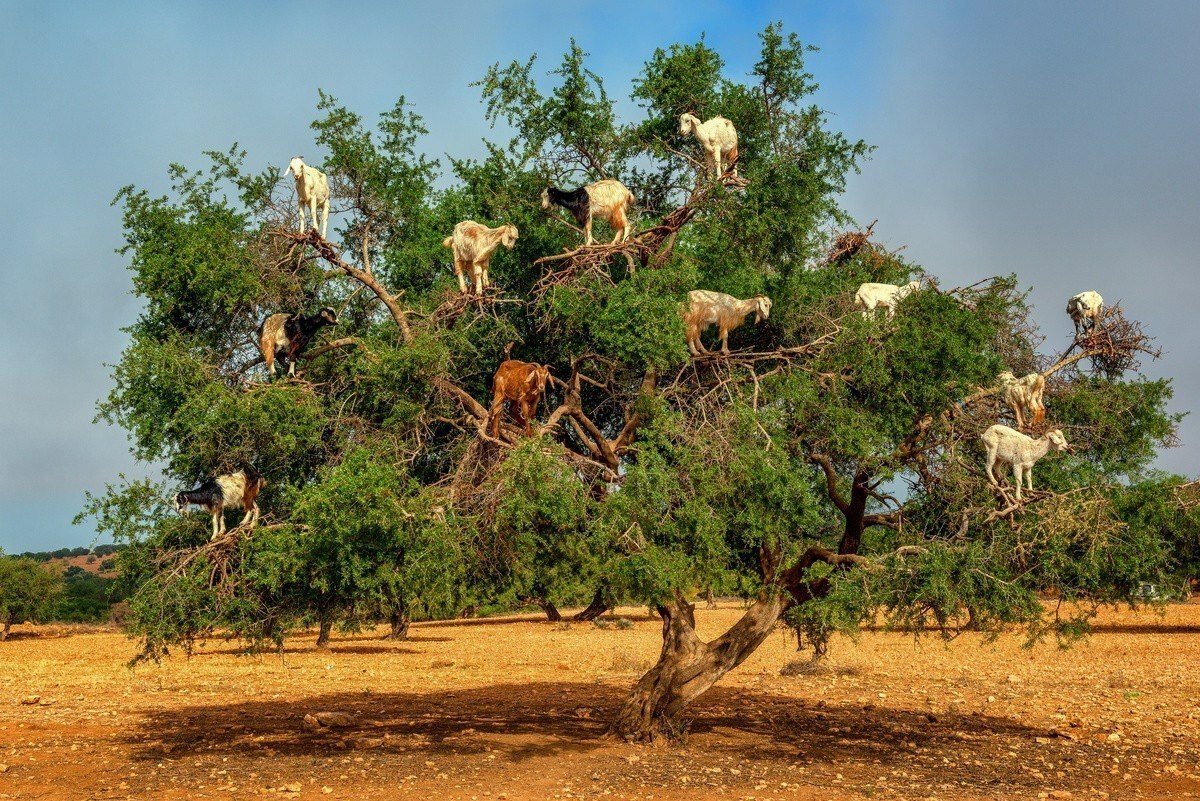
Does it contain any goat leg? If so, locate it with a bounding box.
[489,397,504,438]
[454,261,469,294]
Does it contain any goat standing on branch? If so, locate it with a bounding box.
[854,280,921,319]
[683,290,772,356]
[442,221,518,294]
[257,307,338,377]
[997,370,1047,431]
[678,113,739,177]
[173,465,266,539]
[541,180,634,246]
[490,360,551,437]
[1067,290,1104,337]
[981,424,1069,500]
[283,157,330,238]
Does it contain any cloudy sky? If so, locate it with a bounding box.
[1,1,1197,552]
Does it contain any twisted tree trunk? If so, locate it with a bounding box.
[610,546,868,741]
[609,592,788,741]
[572,587,609,622]
[539,599,562,622]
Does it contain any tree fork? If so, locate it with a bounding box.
[609,591,789,741]
[610,545,870,741]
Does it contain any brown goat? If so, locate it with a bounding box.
[490,360,551,437]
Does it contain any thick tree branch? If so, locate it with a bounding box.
[433,377,488,421]
[302,337,363,361]
[809,453,849,514]
[279,229,413,344]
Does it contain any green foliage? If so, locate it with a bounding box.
[55,567,124,623]
[478,441,600,609]
[1113,476,1200,585]
[87,24,1186,664]
[0,557,63,633]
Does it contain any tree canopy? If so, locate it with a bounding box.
[81,24,1185,740]
[0,556,63,638]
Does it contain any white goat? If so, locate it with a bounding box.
[540,180,635,246]
[683,290,772,356]
[442,221,518,294]
[1067,291,1104,337]
[283,157,330,237]
[854,281,921,318]
[981,424,1069,500]
[678,113,740,177]
[997,370,1047,431]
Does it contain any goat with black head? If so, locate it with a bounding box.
[257,307,338,377]
[173,464,266,539]
[540,179,634,246]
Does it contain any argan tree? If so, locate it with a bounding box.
[84,25,1182,740]
[0,556,64,639]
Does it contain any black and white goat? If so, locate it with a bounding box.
[173,465,266,539]
[540,179,634,246]
[257,307,338,377]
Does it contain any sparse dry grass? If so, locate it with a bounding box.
[2,603,1200,800]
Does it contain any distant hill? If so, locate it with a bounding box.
[48,554,120,579]
[11,544,124,579]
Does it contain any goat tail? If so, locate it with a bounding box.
[442,236,454,248]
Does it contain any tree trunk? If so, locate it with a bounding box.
[609,592,788,741]
[316,617,333,649]
[540,599,562,622]
[842,470,870,554]
[1,619,9,640]
[610,545,868,741]
[523,595,562,622]
[385,607,410,640]
[572,588,609,622]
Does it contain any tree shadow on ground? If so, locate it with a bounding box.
[334,633,455,644]
[126,680,1071,785]
[194,643,423,657]
[1086,622,1200,634]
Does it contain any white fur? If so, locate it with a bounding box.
[1067,291,1104,336]
[284,157,330,237]
[442,221,518,294]
[854,281,921,318]
[997,370,1046,431]
[678,113,739,176]
[683,290,772,356]
[981,424,1069,500]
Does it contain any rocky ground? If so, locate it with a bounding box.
[2,602,1199,800]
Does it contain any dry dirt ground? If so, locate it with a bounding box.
[2,602,1200,801]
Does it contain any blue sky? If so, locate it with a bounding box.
[1,1,1197,552]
